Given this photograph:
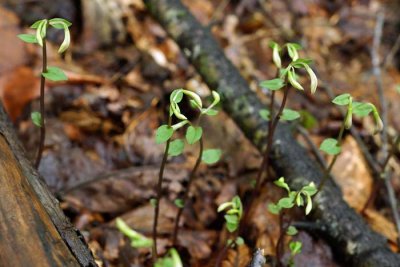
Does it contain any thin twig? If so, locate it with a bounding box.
[370,10,400,249]
[172,138,203,246]
[152,116,172,262]
[35,39,47,169]
[297,125,327,169]
[316,112,347,193]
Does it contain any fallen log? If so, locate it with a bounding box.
[0,103,97,267]
[143,0,400,266]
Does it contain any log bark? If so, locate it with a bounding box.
[143,0,400,266]
[0,103,97,267]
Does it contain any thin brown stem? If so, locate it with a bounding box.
[316,112,347,193]
[34,39,47,169]
[172,138,203,246]
[241,87,290,228]
[276,211,291,267]
[152,116,172,263]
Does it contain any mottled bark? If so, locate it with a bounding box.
[143,0,400,266]
[0,103,97,267]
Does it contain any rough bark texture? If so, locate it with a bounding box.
[0,103,97,267]
[143,0,400,266]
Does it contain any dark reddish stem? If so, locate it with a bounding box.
[35,39,47,169]
[172,137,203,246]
[152,116,172,263]
[241,86,290,226]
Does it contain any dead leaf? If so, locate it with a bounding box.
[331,135,373,211]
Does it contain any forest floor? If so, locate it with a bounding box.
[1,0,400,266]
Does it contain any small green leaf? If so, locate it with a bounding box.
[332,93,351,106]
[226,222,238,233]
[48,18,72,29]
[42,66,67,81]
[203,109,218,116]
[155,125,174,144]
[202,149,221,164]
[280,109,300,121]
[235,236,244,245]
[286,43,301,61]
[150,198,157,207]
[352,102,374,117]
[260,78,285,91]
[268,203,281,215]
[299,110,317,129]
[286,226,298,236]
[174,198,184,208]
[171,89,184,104]
[224,214,239,224]
[301,182,317,196]
[17,34,38,43]
[289,241,302,255]
[31,19,45,29]
[305,194,313,215]
[259,109,270,120]
[278,197,295,209]
[270,41,282,68]
[168,139,184,156]
[319,138,341,155]
[287,68,304,90]
[186,126,203,145]
[131,239,153,248]
[274,177,290,193]
[31,111,42,127]
[218,202,233,213]
[291,58,313,67]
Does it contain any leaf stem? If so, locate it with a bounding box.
[241,86,290,227]
[152,116,172,262]
[316,110,347,193]
[34,38,47,169]
[172,137,203,246]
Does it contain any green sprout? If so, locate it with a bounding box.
[152,89,221,261]
[17,18,71,169]
[115,218,152,248]
[218,195,244,248]
[252,42,318,209]
[317,93,383,192]
[268,177,316,267]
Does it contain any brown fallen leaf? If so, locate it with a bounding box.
[364,209,399,251]
[0,67,40,121]
[331,135,373,212]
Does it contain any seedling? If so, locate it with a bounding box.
[317,93,383,192]
[268,177,317,267]
[252,42,318,205]
[115,218,153,248]
[153,89,221,260]
[17,18,71,169]
[218,195,243,236]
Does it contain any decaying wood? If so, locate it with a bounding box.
[0,103,97,267]
[143,0,400,266]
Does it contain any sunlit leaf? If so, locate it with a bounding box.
[17,34,37,43]
[260,78,285,91]
[202,149,221,164]
[155,125,174,144]
[319,138,341,155]
[332,93,351,106]
[186,126,203,144]
[168,139,184,156]
[42,66,67,81]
